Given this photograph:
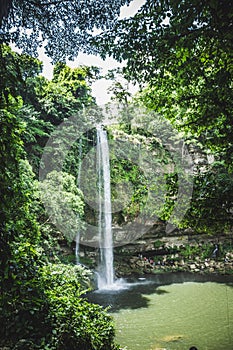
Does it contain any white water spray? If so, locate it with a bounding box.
[96,127,114,289]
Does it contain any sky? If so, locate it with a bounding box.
[39,0,146,105]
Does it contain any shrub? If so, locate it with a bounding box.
[40,263,119,350]
[0,263,119,350]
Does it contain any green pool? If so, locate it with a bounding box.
[89,273,233,350]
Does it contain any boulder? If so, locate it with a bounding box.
[190,264,196,270]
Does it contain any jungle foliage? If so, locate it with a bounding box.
[0,44,118,349]
[0,0,233,348]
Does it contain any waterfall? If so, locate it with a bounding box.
[75,138,83,264]
[96,127,114,289]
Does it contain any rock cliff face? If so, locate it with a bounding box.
[112,221,233,276]
[75,219,233,277]
[113,219,231,255]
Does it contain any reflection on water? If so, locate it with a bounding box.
[87,273,233,350]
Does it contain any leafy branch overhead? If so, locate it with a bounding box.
[0,0,132,61]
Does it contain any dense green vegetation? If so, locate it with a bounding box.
[0,45,118,349]
[100,0,233,234]
[0,0,233,349]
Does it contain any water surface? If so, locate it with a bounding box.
[88,273,233,350]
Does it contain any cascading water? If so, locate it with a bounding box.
[96,127,114,289]
[75,138,83,264]
[75,231,80,264]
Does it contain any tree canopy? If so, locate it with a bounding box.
[0,0,132,61]
[96,0,233,151]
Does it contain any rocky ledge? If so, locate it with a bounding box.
[114,252,233,277]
